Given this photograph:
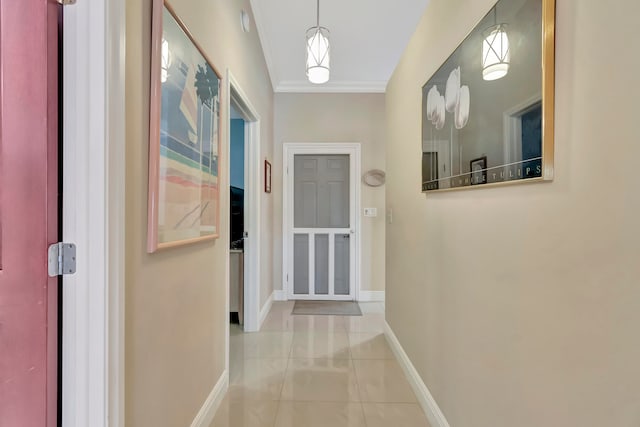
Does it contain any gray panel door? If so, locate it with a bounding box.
[291,154,353,299]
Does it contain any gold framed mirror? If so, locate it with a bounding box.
[421,0,555,192]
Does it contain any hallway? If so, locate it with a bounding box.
[210,302,430,427]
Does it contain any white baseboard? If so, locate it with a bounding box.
[190,370,229,427]
[258,291,275,329]
[359,291,385,302]
[273,289,287,301]
[384,322,450,427]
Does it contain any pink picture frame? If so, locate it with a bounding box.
[147,0,223,252]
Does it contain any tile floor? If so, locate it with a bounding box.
[209,301,431,427]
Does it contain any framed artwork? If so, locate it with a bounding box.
[470,156,487,185]
[421,0,555,192]
[264,160,272,193]
[147,0,222,252]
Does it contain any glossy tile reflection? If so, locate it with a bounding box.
[362,403,431,427]
[353,359,417,403]
[211,301,431,427]
[290,331,351,359]
[342,313,386,333]
[274,402,367,427]
[291,314,346,332]
[281,358,361,402]
[230,331,294,359]
[348,332,395,360]
[210,397,278,427]
[228,358,288,401]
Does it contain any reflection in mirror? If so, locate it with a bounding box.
[421,0,554,192]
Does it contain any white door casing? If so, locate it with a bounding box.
[225,70,262,373]
[62,0,126,426]
[503,93,542,166]
[283,143,361,301]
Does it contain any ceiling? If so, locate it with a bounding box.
[249,0,430,93]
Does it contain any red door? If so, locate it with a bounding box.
[0,0,60,426]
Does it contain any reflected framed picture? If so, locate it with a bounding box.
[470,156,487,185]
[421,0,555,193]
[147,0,222,252]
[264,160,271,193]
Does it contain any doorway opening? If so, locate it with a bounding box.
[229,105,245,326]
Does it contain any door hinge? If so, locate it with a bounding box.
[286,274,289,282]
[57,0,76,5]
[48,243,77,277]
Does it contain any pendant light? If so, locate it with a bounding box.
[482,7,510,81]
[306,0,330,84]
[161,38,171,83]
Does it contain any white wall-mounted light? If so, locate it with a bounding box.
[306,0,330,84]
[241,10,251,33]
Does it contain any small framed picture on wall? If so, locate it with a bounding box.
[264,160,271,193]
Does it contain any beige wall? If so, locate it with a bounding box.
[386,1,640,426]
[273,93,386,295]
[125,0,273,425]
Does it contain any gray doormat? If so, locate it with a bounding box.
[292,300,362,316]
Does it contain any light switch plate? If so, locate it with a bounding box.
[364,208,378,217]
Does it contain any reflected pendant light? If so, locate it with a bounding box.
[482,7,510,81]
[306,0,330,84]
[161,38,171,83]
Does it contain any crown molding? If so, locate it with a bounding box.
[275,80,387,93]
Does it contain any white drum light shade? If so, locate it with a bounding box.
[482,24,510,81]
[306,26,330,84]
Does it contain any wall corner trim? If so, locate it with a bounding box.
[189,370,229,427]
[384,322,451,427]
[259,291,276,329]
[358,291,385,302]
